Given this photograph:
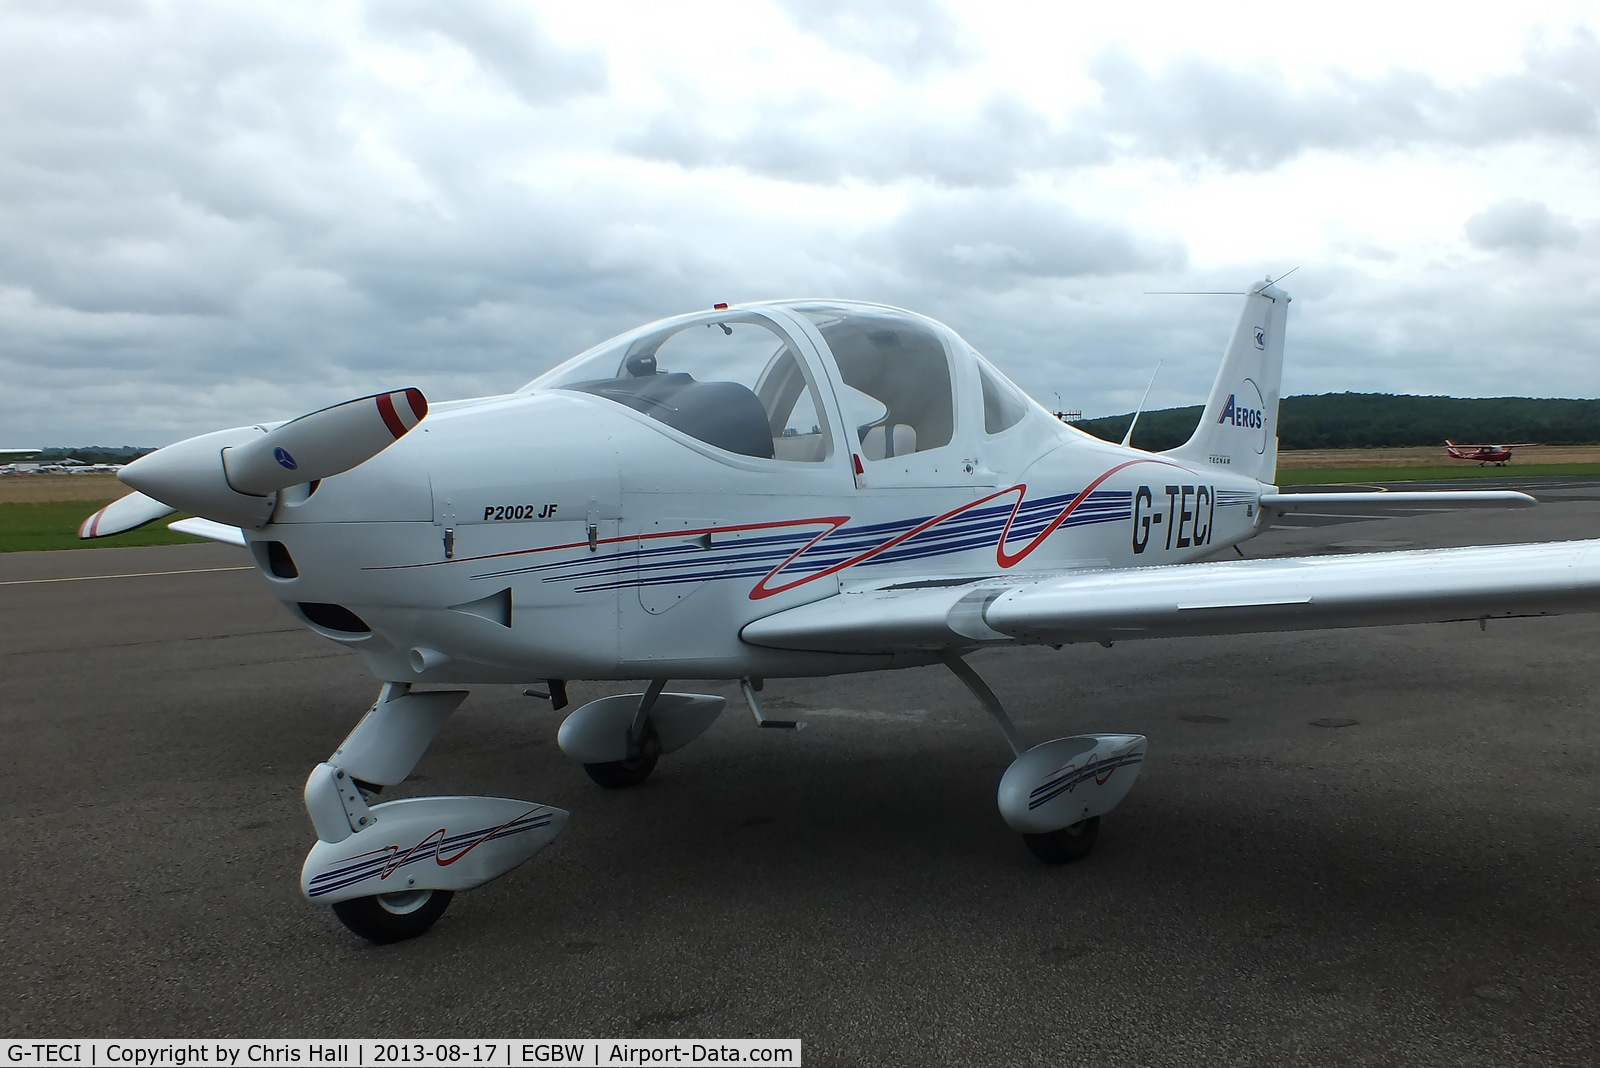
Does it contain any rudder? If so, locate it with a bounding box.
[1163,279,1289,484]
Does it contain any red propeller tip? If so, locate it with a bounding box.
[376,388,428,440]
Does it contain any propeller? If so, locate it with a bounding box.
[78,491,176,539]
[82,388,428,538]
[221,387,428,496]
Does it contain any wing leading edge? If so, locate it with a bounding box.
[740,540,1600,654]
[1259,490,1534,513]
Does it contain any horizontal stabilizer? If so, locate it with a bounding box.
[1261,491,1535,513]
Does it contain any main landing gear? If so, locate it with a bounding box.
[299,665,1141,942]
[555,680,725,787]
[300,683,568,943]
[943,654,1145,864]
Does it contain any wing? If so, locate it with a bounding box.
[1261,491,1534,513]
[740,540,1600,654]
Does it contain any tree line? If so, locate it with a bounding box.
[1073,393,1600,451]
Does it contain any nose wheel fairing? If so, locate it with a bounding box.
[301,794,568,905]
[299,683,569,942]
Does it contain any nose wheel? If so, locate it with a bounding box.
[331,889,454,944]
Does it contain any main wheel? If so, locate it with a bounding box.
[1023,816,1101,864]
[331,888,453,943]
[583,727,660,789]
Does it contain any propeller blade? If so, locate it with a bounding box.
[223,387,428,496]
[118,388,429,530]
[79,491,177,539]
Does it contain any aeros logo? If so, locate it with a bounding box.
[1217,393,1263,429]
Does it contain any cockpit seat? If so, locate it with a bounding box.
[772,432,827,462]
[568,373,776,459]
[860,423,917,461]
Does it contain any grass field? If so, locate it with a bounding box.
[1275,462,1600,485]
[1275,444,1600,468]
[0,501,204,552]
[0,474,200,552]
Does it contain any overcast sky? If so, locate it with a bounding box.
[2,0,1597,446]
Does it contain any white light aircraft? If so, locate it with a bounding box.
[81,280,1600,943]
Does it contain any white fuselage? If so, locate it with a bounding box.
[250,385,1268,684]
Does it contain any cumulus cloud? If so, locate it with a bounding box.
[882,192,1185,288]
[0,3,1598,445]
[364,0,607,105]
[771,0,972,73]
[625,92,1103,188]
[1465,198,1581,255]
[625,34,1600,186]
[1085,41,1598,170]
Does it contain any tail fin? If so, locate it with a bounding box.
[1163,278,1289,484]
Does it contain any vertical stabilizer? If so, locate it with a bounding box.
[1163,279,1289,484]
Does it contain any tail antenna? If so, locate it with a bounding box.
[1119,360,1163,449]
[1145,266,1300,296]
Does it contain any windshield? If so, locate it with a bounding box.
[531,311,832,462]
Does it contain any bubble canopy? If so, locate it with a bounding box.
[524,301,1035,463]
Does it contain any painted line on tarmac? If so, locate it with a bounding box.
[0,565,253,586]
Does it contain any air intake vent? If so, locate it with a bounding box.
[297,602,370,634]
[449,587,513,628]
[266,541,298,578]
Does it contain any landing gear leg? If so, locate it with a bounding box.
[943,654,1145,866]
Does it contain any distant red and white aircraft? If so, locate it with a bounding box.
[1445,441,1539,465]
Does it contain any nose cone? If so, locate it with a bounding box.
[119,426,278,529]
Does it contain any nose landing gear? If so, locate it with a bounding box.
[300,683,568,943]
